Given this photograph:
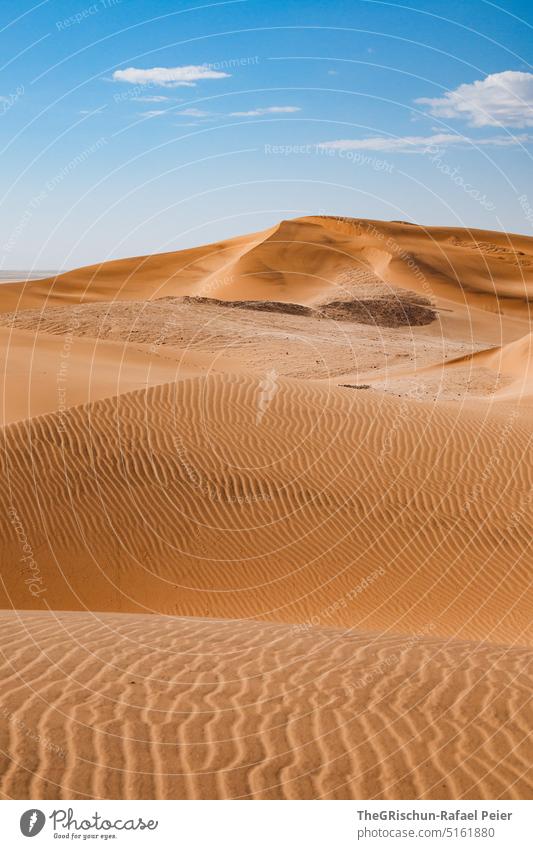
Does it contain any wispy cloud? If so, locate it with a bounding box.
[112,65,230,88]
[132,95,170,103]
[78,106,107,117]
[176,107,212,117]
[318,132,531,153]
[230,106,301,117]
[416,71,533,128]
[140,110,167,118]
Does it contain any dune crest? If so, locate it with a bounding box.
[452,332,533,398]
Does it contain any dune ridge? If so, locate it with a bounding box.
[441,332,533,399]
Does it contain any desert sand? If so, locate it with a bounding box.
[0,216,531,799]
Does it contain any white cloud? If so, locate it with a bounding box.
[318,132,531,153]
[319,134,459,152]
[112,65,230,87]
[466,134,531,146]
[416,71,533,127]
[176,107,211,117]
[132,95,170,103]
[140,110,167,118]
[230,106,301,117]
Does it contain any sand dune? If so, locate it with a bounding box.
[0,216,532,800]
[363,331,533,403]
[1,217,532,324]
[0,326,197,425]
[0,374,530,646]
[447,332,533,399]
[0,611,530,800]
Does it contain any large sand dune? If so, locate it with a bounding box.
[0,375,531,646]
[0,216,531,799]
[1,216,532,321]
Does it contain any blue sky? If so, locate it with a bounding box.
[1,0,532,269]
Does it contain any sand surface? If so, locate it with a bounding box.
[0,216,531,799]
[0,611,530,800]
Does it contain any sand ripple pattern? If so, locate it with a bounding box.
[0,375,531,646]
[0,610,530,800]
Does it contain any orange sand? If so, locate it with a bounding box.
[0,216,531,799]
